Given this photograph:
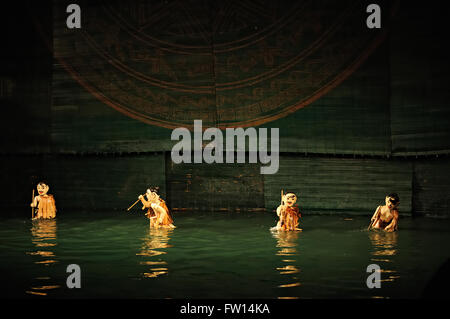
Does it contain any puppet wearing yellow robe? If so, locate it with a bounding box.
[31,182,57,219]
[139,193,175,229]
[280,206,300,231]
[35,195,57,219]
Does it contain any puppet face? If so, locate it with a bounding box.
[145,189,159,202]
[284,193,297,207]
[37,183,49,196]
[385,196,399,210]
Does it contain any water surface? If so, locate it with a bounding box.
[1,211,449,299]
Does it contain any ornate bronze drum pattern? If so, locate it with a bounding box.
[53,0,394,129]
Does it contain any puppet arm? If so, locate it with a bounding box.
[384,211,399,232]
[276,205,287,217]
[151,203,167,224]
[139,196,151,209]
[276,205,282,216]
[371,206,381,221]
[30,196,40,208]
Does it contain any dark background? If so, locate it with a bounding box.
[1,0,449,216]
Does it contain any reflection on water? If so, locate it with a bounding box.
[26,219,61,296]
[137,227,173,278]
[271,230,301,299]
[368,231,400,298]
[369,231,398,258]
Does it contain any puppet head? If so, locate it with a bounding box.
[385,193,400,210]
[37,182,50,196]
[145,187,160,202]
[283,192,297,207]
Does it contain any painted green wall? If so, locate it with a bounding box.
[264,156,412,215]
[2,154,449,218]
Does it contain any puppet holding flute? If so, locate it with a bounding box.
[128,187,175,229]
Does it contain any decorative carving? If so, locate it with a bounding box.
[52,0,395,129]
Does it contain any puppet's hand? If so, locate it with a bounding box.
[138,195,144,200]
[384,224,394,232]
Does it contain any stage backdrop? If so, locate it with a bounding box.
[50,0,401,155]
[1,1,449,216]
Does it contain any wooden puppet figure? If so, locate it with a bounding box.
[138,188,175,229]
[370,193,399,232]
[274,192,302,231]
[30,182,56,219]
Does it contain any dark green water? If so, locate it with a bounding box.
[0,211,449,299]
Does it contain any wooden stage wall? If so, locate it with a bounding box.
[1,154,449,218]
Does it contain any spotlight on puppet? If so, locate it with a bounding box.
[271,190,302,231]
[368,193,400,232]
[128,187,176,229]
[30,181,56,219]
